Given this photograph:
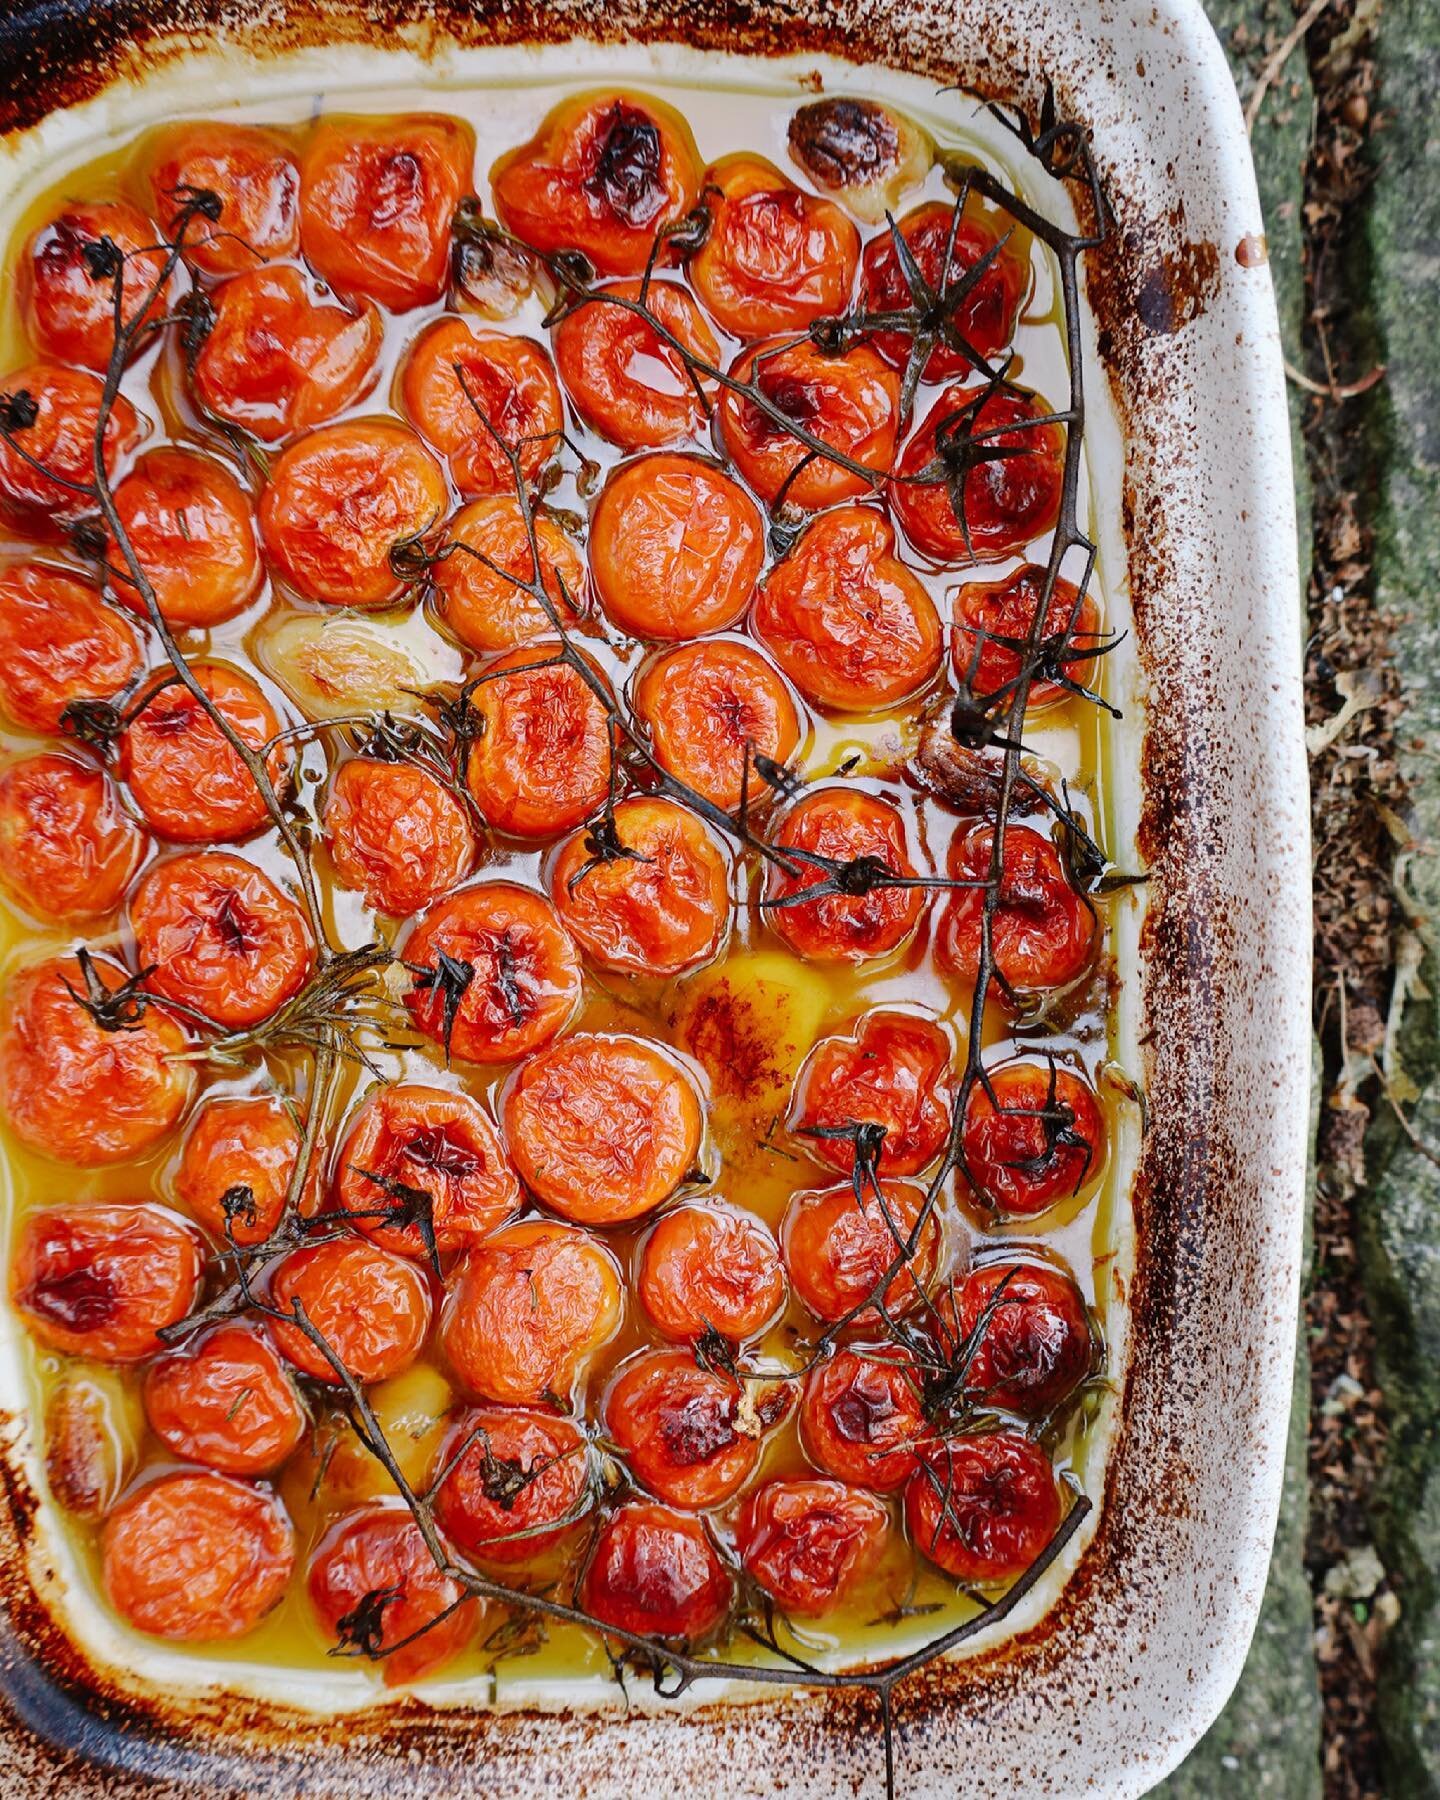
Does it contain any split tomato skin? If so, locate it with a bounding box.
[789,1009,953,1179]
[904,1431,1062,1584]
[298,114,474,312]
[799,1345,927,1492]
[782,1178,941,1325]
[398,319,563,497]
[491,90,703,277]
[143,1322,306,1475]
[637,1203,786,1345]
[951,566,1103,709]
[324,757,476,917]
[737,1478,889,1616]
[269,1236,433,1385]
[432,496,586,655]
[144,120,300,277]
[463,645,613,839]
[18,199,174,371]
[0,561,142,734]
[0,953,193,1166]
[112,446,263,627]
[104,1472,295,1642]
[937,823,1095,1000]
[0,361,144,527]
[580,1501,732,1641]
[11,1202,204,1362]
[951,1257,1096,1417]
[433,1407,592,1564]
[766,787,924,964]
[604,1349,767,1510]
[959,1060,1106,1218]
[0,751,146,921]
[174,1093,320,1248]
[552,278,718,450]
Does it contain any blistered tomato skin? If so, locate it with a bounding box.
[433,1407,591,1564]
[104,1473,295,1642]
[399,319,563,498]
[504,1033,704,1226]
[324,757,475,916]
[10,1203,204,1362]
[688,154,860,338]
[580,1502,732,1640]
[144,1323,306,1475]
[18,200,174,371]
[270,1237,432,1385]
[550,797,730,977]
[0,362,144,526]
[959,1061,1106,1218]
[790,1010,953,1178]
[0,561,142,733]
[905,1432,1062,1584]
[112,447,263,628]
[0,752,146,921]
[631,638,802,813]
[753,506,943,711]
[401,881,583,1064]
[130,850,315,1029]
[937,823,1095,999]
[952,566,1104,708]
[766,787,923,964]
[0,954,193,1166]
[492,91,703,277]
[144,121,300,276]
[308,1504,478,1684]
[952,1258,1096,1417]
[432,497,587,654]
[782,1179,941,1324]
[442,1220,621,1406]
[334,1084,522,1259]
[463,645,613,839]
[738,1478,889,1615]
[174,1094,320,1248]
[637,1204,786,1344]
[553,279,718,450]
[604,1349,767,1509]
[191,266,383,442]
[299,115,474,312]
[799,1346,927,1491]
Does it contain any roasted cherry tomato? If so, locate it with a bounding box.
[958,1060,1106,1218]
[637,1203,786,1344]
[144,1322,306,1475]
[799,1345,926,1491]
[789,1009,952,1178]
[491,91,702,277]
[0,561,141,733]
[130,850,314,1029]
[904,1432,1061,1583]
[401,881,582,1063]
[504,1032,704,1225]
[308,1504,478,1684]
[737,1478,888,1615]
[270,1236,432,1384]
[104,1472,294,1641]
[299,114,474,311]
[937,823,1095,998]
[463,645,613,838]
[335,1084,521,1260]
[118,661,289,844]
[11,1202,203,1362]
[549,797,730,977]
[0,751,145,921]
[766,787,923,964]
[859,200,1032,379]
[0,361,144,526]
[949,1257,1096,1417]
[399,319,562,497]
[432,496,586,654]
[631,638,802,812]
[588,452,764,640]
[718,339,898,512]
[174,1093,320,1247]
[111,446,263,627]
[0,953,192,1165]
[890,385,1065,564]
[605,1349,779,1509]
[18,200,174,371]
[553,279,717,450]
[259,420,447,608]
[582,1502,731,1643]
[433,1407,591,1564]
[191,266,382,442]
[951,566,1103,709]
[324,756,475,916]
[143,120,300,276]
[782,1178,940,1324]
[688,154,859,338]
[441,1219,621,1405]
[753,505,942,710]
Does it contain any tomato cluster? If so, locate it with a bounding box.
[0,87,1115,1677]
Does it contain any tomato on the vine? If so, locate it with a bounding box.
[737,1478,889,1615]
[782,1177,941,1323]
[432,496,586,654]
[0,361,145,526]
[580,1501,732,1640]
[18,200,175,371]
[324,756,476,917]
[958,1059,1106,1218]
[936,823,1095,998]
[0,751,145,921]
[269,1236,432,1385]
[951,565,1103,708]
[789,1009,953,1178]
[799,1345,927,1492]
[0,561,142,733]
[144,1322,306,1475]
[399,318,563,497]
[112,446,263,627]
[143,120,300,277]
[462,645,613,838]
[637,1203,786,1344]
[552,279,718,449]
[174,1094,320,1248]
[766,787,923,963]
[604,1349,771,1509]
[905,1432,1061,1583]
[433,1407,592,1564]
[948,1256,1096,1416]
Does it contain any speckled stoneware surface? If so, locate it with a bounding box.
[0,1,1310,1793]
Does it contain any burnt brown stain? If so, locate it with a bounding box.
[1132,234,1221,336]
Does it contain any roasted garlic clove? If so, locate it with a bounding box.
[44,1366,142,1518]
[787,98,934,225]
[256,610,462,721]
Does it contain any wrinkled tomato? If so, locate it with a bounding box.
[299,114,474,311]
[491,91,702,277]
[549,797,730,977]
[552,279,718,449]
[0,560,142,733]
[130,850,314,1029]
[144,120,300,276]
[18,200,174,371]
[936,823,1095,998]
[605,1349,775,1510]
[0,751,145,920]
[433,1406,591,1564]
[11,1202,203,1361]
[441,1219,621,1405]
[766,787,923,963]
[588,452,764,640]
[503,1032,704,1225]
[737,1478,889,1615]
[432,496,586,654]
[949,1257,1096,1417]
[789,1009,953,1178]
[782,1178,940,1324]
[112,446,262,627]
[637,1203,786,1344]
[959,1060,1106,1217]
[269,1236,432,1384]
[401,881,582,1063]
[399,319,563,497]
[580,1501,732,1640]
[462,645,613,838]
[324,756,475,916]
[951,566,1103,709]
[174,1093,320,1247]
[799,1345,927,1491]
[144,1322,306,1475]
[104,1472,294,1641]
[0,361,144,526]
[904,1432,1061,1583]
[753,505,942,710]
